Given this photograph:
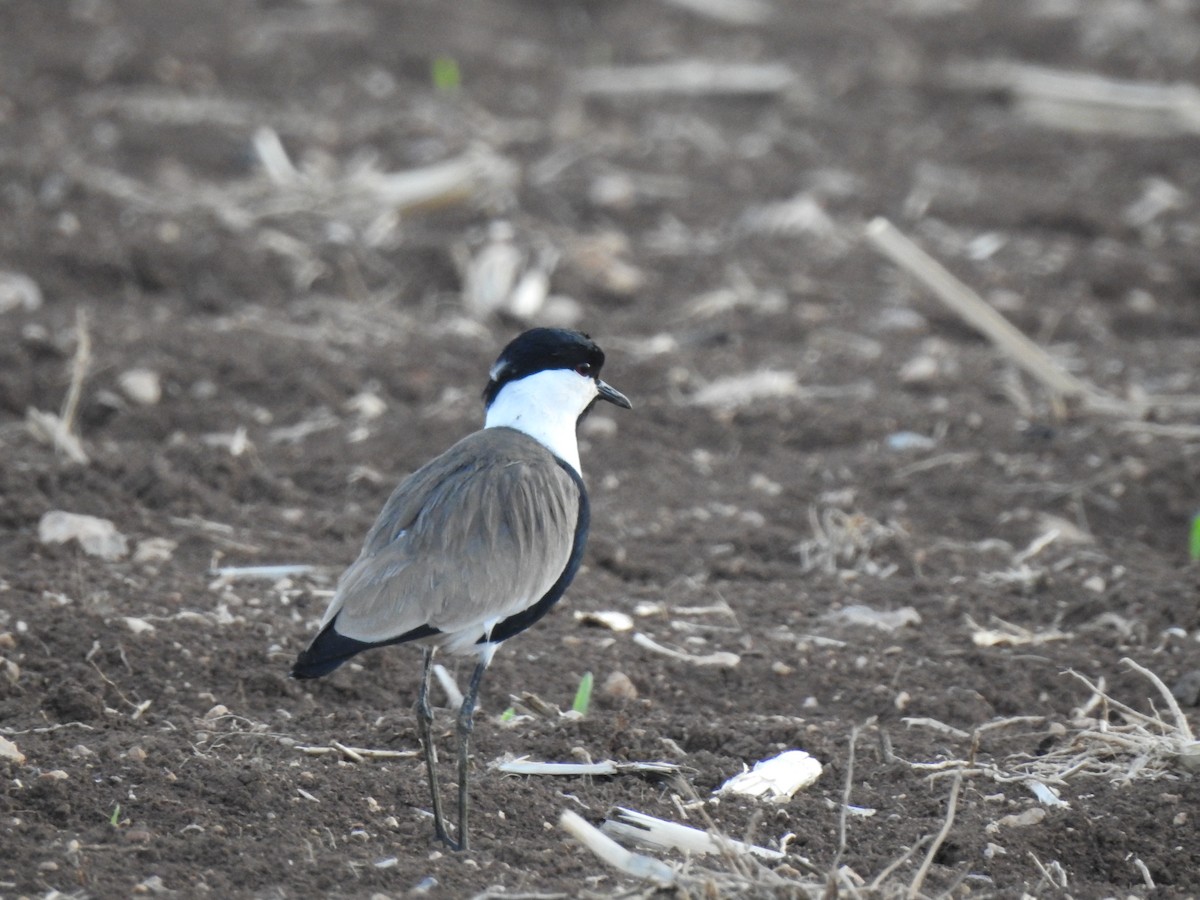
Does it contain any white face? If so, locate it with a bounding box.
[483,368,600,472]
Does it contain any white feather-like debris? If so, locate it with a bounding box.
[494,757,680,777]
[717,750,822,802]
[560,810,676,887]
[600,807,784,861]
[632,632,740,668]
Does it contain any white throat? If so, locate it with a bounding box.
[484,368,597,474]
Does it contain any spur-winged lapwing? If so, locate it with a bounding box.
[292,328,631,851]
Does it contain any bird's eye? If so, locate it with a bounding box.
[575,363,592,377]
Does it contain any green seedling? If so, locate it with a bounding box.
[1190,513,1200,562]
[571,671,594,716]
[500,706,516,722]
[431,56,462,92]
[108,803,122,827]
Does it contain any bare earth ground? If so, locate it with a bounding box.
[3,1,1200,897]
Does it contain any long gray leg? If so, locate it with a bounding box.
[416,646,456,849]
[454,658,490,853]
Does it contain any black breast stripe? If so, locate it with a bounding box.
[482,457,589,646]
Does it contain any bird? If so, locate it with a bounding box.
[291,328,631,851]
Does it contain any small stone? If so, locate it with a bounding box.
[0,271,42,313]
[133,538,177,564]
[899,355,938,385]
[123,617,156,635]
[118,369,162,406]
[601,671,638,702]
[0,736,25,764]
[346,392,387,420]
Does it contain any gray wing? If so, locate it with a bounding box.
[321,428,580,647]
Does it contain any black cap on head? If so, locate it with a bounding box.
[483,328,607,407]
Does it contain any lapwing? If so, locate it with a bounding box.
[292,328,631,851]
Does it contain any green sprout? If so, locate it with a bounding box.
[571,671,594,716]
[108,803,122,827]
[500,707,516,722]
[431,56,462,92]
[1190,513,1200,562]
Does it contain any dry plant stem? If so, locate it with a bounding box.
[60,307,91,435]
[830,726,859,883]
[559,810,676,887]
[1122,657,1195,742]
[907,769,962,899]
[864,218,1121,414]
[945,60,1200,135]
[867,835,932,893]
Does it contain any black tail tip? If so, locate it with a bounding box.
[290,651,344,680]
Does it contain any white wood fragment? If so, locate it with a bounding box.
[38,511,129,560]
[1028,780,1069,808]
[989,807,1046,830]
[717,750,822,802]
[559,810,676,886]
[25,410,89,465]
[494,758,679,777]
[211,564,318,580]
[0,736,25,764]
[133,537,177,564]
[657,0,773,25]
[825,604,921,632]
[690,370,799,409]
[295,744,418,761]
[574,610,634,632]
[576,60,796,97]
[632,632,740,667]
[252,127,300,185]
[945,59,1200,136]
[122,617,155,635]
[433,664,464,711]
[601,807,784,860]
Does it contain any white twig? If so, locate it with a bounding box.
[600,807,784,861]
[559,810,676,886]
[632,632,740,667]
[494,758,680,777]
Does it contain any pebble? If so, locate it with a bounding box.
[0,270,42,313]
[899,355,939,385]
[118,369,162,406]
[601,671,638,701]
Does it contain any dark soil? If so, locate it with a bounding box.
[2,1,1199,897]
